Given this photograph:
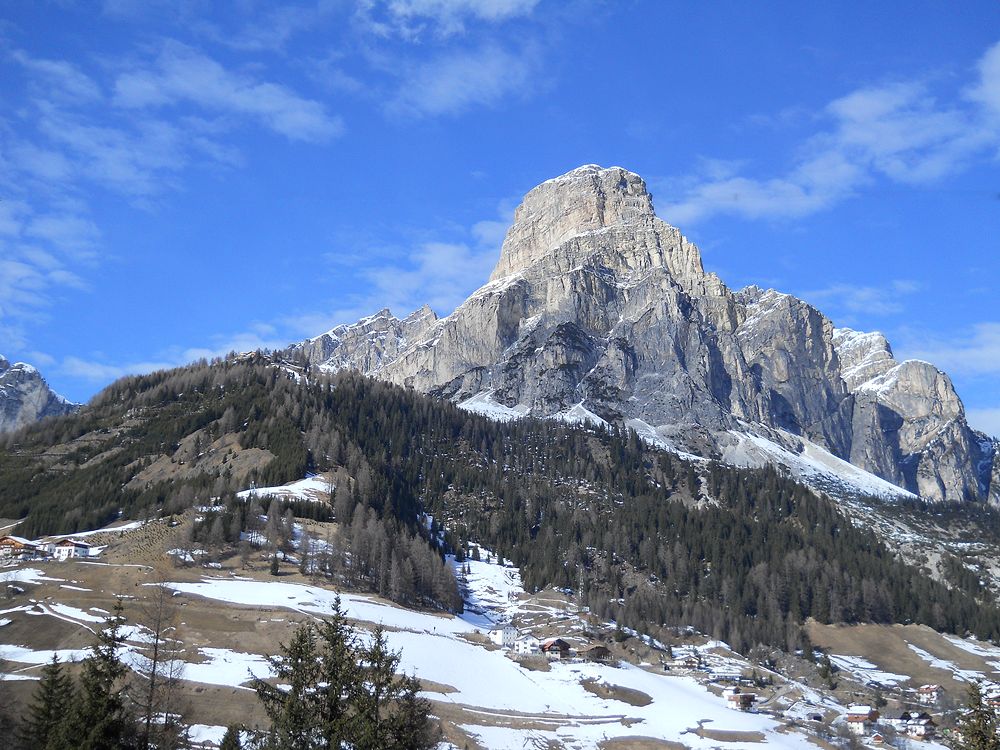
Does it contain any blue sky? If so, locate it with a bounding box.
[1,1,999,436]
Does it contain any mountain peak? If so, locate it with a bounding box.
[490,164,658,280]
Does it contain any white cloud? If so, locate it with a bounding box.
[288,203,511,338]
[8,50,102,104]
[967,407,1000,439]
[660,40,1000,225]
[388,43,536,117]
[60,324,291,383]
[0,40,341,350]
[898,322,1000,378]
[801,280,920,317]
[967,39,1000,116]
[114,42,343,143]
[360,0,539,38]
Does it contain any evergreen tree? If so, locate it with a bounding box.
[69,600,138,750]
[352,627,435,750]
[220,725,243,750]
[20,654,74,749]
[252,623,323,750]
[956,682,1000,750]
[315,598,359,749]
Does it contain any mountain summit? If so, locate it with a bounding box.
[0,355,78,433]
[292,165,998,504]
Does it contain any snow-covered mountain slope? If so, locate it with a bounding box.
[0,355,78,433]
[289,165,996,505]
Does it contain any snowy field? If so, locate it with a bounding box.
[164,569,818,749]
[236,475,333,504]
[828,653,909,686]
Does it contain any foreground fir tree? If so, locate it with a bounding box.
[254,623,324,749]
[250,599,436,750]
[19,654,74,748]
[70,600,139,750]
[220,725,243,750]
[956,682,1000,750]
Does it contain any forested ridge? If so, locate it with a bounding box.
[3,355,1000,651]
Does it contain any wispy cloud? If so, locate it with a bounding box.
[801,279,921,318]
[60,323,291,383]
[1,40,343,352]
[114,41,344,143]
[360,0,539,38]
[388,43,537,117]
[286,203,513,337]
[898,322,1000,378]
[659,40,1000,225]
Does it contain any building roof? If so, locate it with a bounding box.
[56,538,91,547]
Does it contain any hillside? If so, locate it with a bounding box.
[2,357,1000,654]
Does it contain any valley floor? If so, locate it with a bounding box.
[0,514,981,750]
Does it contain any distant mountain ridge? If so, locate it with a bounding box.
[0,355,78,433]
[290,165,998,505]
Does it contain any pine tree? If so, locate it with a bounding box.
[352,627,435,750]
[315,598,359,749]
[20,654,74,748]
[956,682,1000,750]
[220,725,243,750]
[252,622,323,750]
[69,599,138,750]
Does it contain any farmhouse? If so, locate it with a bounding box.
[488,624,518,649]
[513,636,540,656]
[724,688,756,711]
[845,705,878,734]
[580,645,613,663]
[887,710,937,738]
[540,638,571,660]
[53,539,92,560]
[917,684,941,705]
[0,535,42,560]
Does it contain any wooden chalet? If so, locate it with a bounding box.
[580,645,613,663]
[724,687,756,711]
[0,535,42,560]
[540,638,571,659]
[845,705,878,734]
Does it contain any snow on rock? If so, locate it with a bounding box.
[723,429,915,501]
[457,391,530,422]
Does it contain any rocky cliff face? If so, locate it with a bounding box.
[0,356,78,433]
[292,165,997,504]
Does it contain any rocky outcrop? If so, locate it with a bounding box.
[0,356,78,433]
[291,165,997,504]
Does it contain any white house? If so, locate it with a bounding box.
[845,705,878,735]
[513,636,540,655]
[917,684,941,705]
[489,624,518,649]
[53,539,91,560]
